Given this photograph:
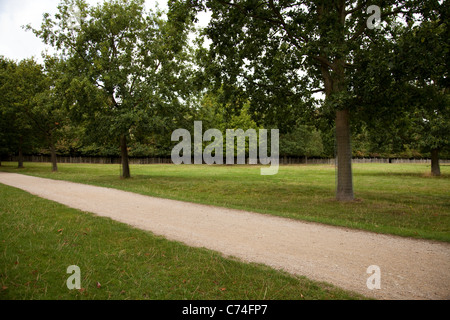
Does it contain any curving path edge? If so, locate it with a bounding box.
[0,172,449,300]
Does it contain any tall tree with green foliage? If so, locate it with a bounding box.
[397,17,449,176]
[0,57,71,172]
[351,5,449,175]
[29,0,199,178]
[280,125,324,161]
[0,57,17,166]
[31,57,73,172]
[179,0,441,201]
[0,57,45,168]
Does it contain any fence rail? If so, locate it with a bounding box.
[3,155,450,165]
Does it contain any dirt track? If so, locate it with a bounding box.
[0,172,449,300]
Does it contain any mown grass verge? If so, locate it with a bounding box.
[1,162,449,242]
[0,183,367,300]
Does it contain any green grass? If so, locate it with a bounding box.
[1,162,449,242]
[0,183,366,300]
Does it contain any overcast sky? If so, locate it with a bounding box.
[0,0,209,63]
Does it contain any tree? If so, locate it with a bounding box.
[196,89,262,160]
[29,0,199,178]
[0,57,72,172]
[396,17,449,176]
[0,57,43,168]
[415,100,450,176]
[29,56,72,172]
[180,0,438,201]
[280,125,324,161]
[351,6,449,175]
[0,57,15,166]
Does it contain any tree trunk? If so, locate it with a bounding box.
[18,136,24,169]
[50,141,58,172]
[322,57,354,202]
[336,109,354,201]
[431,148,441,176]
[120,135,131,179]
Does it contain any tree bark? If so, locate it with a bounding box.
[50,141,58,172]
[18,136,24,169]
[120,135,131,179]
[336,109,354,201]
[431,148,441,176]
[322,56,354,201]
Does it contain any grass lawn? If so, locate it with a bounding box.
[0,162,449,242]
[0,183,366,300]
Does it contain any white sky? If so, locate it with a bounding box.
[0,0,210,63]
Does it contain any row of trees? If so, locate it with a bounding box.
[2,0,201,177]
[1,0,448,201]
[0,57,65,171]
[181,0,449,200]
[0,61,441,162]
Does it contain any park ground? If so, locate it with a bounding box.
[0,162,449,300]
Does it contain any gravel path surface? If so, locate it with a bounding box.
[1,172,449,300]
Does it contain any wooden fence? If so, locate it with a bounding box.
[3,155,450,165]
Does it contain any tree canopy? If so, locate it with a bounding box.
[176,0,447,199]
[29,0,200,178]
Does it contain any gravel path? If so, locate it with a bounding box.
[0,172,449,300]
